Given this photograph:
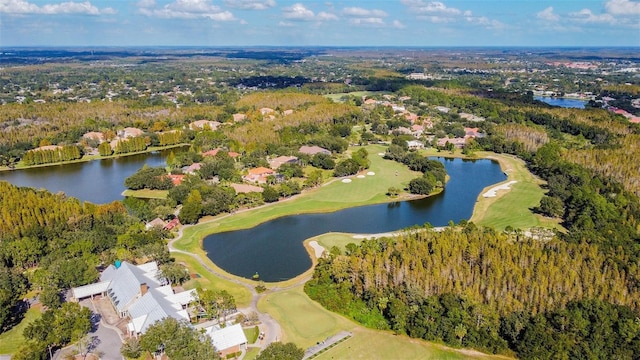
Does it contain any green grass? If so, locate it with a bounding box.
[122,189,168,199]
[259,286,509,360]
[244,326,259,344]
[173,252,252,307]
[244,347,260,360]
[0,305,43,354]
[259,286,357,349]
[324,91,382,102]
[312,233,361,252]
[469,152,562,231]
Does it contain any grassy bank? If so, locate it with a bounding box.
[122,189,168,199]
[0,305,42,354]
[259,285,507,360]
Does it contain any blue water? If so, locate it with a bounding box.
[0,148,183,203]
[535,96,587,109]
[203,157,506,282]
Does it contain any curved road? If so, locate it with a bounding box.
[168,224,294,350]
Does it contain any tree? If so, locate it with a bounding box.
[333,158,360,177]
[98,142,112,156]
[139,318,219,360]
[408,176,435,195]
[179,189,203,224]
[256,342,304,360]
[262,186,280,203]
[310,153,335,170]
[159,262,190,286]
[536,196,564,218]
[24,302,91,357]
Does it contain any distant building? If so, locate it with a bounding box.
[298,145,331,156]
[243,167,276,184]
[268,155,299,170]
[407,140,424,150]
[189,120,220,131]
[229,183,264,194]
[145,217,167,230]
[120,127,144,138]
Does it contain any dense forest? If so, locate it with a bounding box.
[306,226,640,357]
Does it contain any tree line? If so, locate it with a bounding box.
[305,226,640,357]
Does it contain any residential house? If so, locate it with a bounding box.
[232,113,247,122]
[298,145,331,156]
[145,218,167,230]
[243,167,276,184]
[83,131,104,143]
[437,137,467,148]
[229,183,264,194]
[167,174,185,186]
[71,261,196,336]
[164,218,181,230]
[204,323,248,358]
[183,163,202,175]
[120,127,144,139]
[407,140,425,150]
[189,120,220,131]
[268,155,299,170]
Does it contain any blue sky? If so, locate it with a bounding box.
[1,0,639,47]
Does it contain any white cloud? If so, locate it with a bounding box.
[317,11,337,21]
[138,0,235,20]
[278,20,293,26]
[0,0,115,15]
[605,0,640,15]
[342,7,387,18]
[224,0,275,10]
[465,15,504,30]
[569,8,615,24]
[350,17,385,27]
[401,0,461,15]
[392,20,406,29]
[282,3,314,20]
[537,6,559,22]
[282,3,336,22]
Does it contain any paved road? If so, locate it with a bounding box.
[54,300,124,360]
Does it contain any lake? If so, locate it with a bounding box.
[0,149,181,204]
[534,96,587,109]
[203,157,506,282]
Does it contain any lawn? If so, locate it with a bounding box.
[244,347,260,360]
[243,325,259,344]
[0,305,43,355]
[259,285,510,360]
[122,189,168,199]
[324,91,382,102]
[468,152,562,230]
[172,252,252,307]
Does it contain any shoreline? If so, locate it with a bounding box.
[173,150,512,287]
[0,143,188,173]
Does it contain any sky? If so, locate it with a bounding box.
[1,0,639,47]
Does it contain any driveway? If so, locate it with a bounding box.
[54,299,124,360]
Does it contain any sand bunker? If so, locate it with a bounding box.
[309,241,325,258]
[367,171,375,176]
[342,178,352,183]
[482,180,517,198]
[356,175,366,179]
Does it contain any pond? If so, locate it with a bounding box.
[203,157,506,282]
[534,96,587,109]
[0,148,183,204]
